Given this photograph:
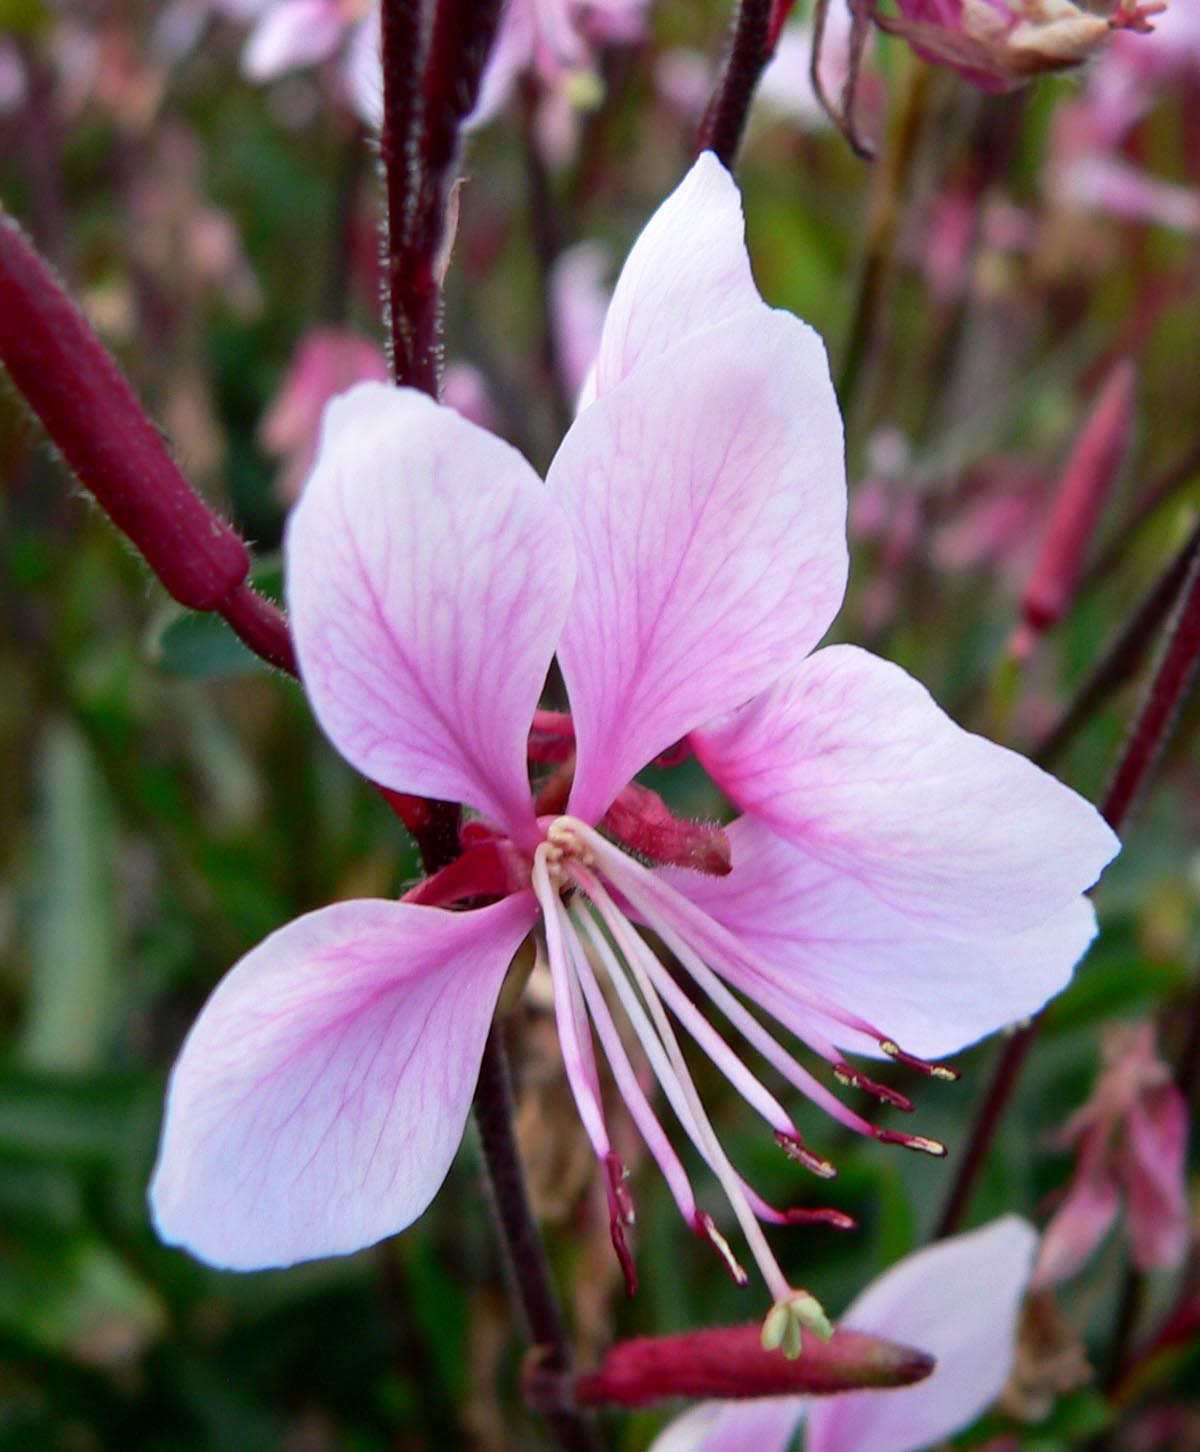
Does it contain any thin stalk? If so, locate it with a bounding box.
[838,65,931,416]
[519,79,572,436]
[697,0,777,168]
[935,533,1200,1240]
[474,1027,604,1452]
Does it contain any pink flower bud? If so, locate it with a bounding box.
[1014,357,1136,655]
[601,782,732,876]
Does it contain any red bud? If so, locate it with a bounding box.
[567,1324,935,1408]
[1016,359,1136,654]
[602,782,732,876]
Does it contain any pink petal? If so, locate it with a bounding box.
[694,645,1118,936]
[287,383,575,847]
[806,1217,1037,1452]
[649,1400,803,1452]
[555,311,847,824]
[586,152,764,403]
[243,0,345,80]
[1121,1085,1190,1272]
[1033,1175,1121,1287]
[667,816,1097,1060]
[150,894,536,1269]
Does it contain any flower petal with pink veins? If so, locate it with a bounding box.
[243,0,345,81]
[555,313,846,825]
[648,1398,802,1452]
[694,645,1118,937]
[805,1217,1037,1452]
[150,894,536,1270]
[585,152,765,403]
[287,383,575,848]
[665,816,1098,1060]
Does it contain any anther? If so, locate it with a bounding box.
[832,1062,915,1112]
[775,1130,838,1180]
[875,1128,947,1157]
[878,1040,961,1082]
[695,1212,750,1287]
[783,1206,857,1231]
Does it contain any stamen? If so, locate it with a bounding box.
[568,896,795,1304]
[532,848,610,1160]
[775,1131,838,1180]
[546,890,701,1230]
[879,1040,961,1081]
[604,1152,638,1298]
[875,1128,947,1158]
[573,864,807,1145]
[572,820,958,1081]
[832,1062,916,1112]
[695,1212,749,1287]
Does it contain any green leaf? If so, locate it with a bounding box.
[0,1069,157,1166]
[0,1235,165,1366]
[20,721,120,1071]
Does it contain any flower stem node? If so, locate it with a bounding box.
[762,1291,834,1361]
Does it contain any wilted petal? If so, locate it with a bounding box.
[587,151,764,401]
[806,1217,1038,1452]
[151,894,536,1269]
[648,1400,801,1452]
[1122,1084,1190,1272]
[667,816,1097,1060]
[1034,1175,1121,1287]
[288,383,575,847]
[243,0,344,80]
[694,645,1118,936]
[555,313,846,824]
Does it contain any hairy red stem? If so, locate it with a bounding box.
[698,0,786,167]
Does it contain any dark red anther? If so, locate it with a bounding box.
[602,782,732,876]
[783,1206,857,1231]
[878,1039,961,1082]
[604,1153,638,1297]
[695,1212,750,1286]
[832,1062,916,1112]
[569,1324,936,1408]
[775,1130,838,1180]
[0,208,250,612]
[875,1128,947,1158]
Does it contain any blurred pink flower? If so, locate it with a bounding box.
[150,159,1114,1336]
[1034,1021,1190,1286]
[219,0,648,142]
[873,0,1159,94]
[650,1217,1038,1452]
[260,327,388,503]
[261,330,496,502]
[1045,2,1200,234]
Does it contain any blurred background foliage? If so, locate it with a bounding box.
[1,0,1199,1447]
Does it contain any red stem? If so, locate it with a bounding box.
[0,207,249,612]
[697,0,785,167]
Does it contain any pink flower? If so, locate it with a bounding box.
[260,327,389,504]
[873,0,1155,94]
[1034,1021,1190,1286]
[221,0,649,139]
[650,1217,1038,1452]
[150,157,1115,1337]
